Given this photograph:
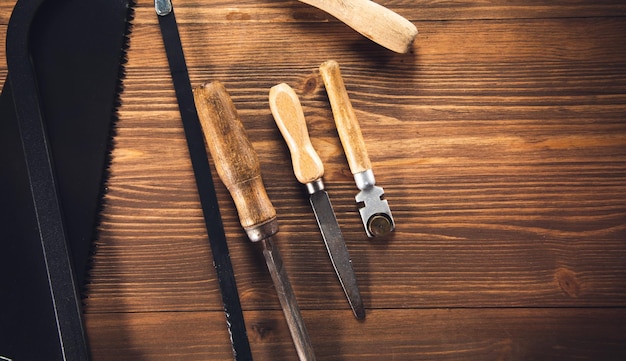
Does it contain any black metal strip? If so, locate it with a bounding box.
[4,0,90,359]
[2,0,134,359]
[156,5,254,361]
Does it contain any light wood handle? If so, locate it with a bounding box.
[319,60,372,174]
[269,83,324,185]
[193,81,277,233]
[298,0,417,53]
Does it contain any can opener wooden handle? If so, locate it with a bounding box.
[320,60,396,238]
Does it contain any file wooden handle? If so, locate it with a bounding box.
[269,83,324,184]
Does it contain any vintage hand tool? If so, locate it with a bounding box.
[269,83,365,320]
[155,1,253,359]
[319,60,395,238]
[1,0,134,359]
[193,81,317,361]
[297,0,417,53]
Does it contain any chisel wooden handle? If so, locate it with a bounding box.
[319,60,372,174]
[193,81,277,241]
[269,83,324,185]
[298,0,417,53]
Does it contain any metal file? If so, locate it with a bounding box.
[269,83,365,319]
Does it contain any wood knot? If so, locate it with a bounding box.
[226,11,251,21]
[301,75,318,95]
[555,267,580,298]
[340,167,352,178]
[250,320,276,341]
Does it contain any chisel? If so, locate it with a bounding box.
[193,81,316,361]
[269,83,365,320]
[319,60,395,238]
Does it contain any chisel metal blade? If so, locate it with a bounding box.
[261,237,316,361]
[309,183,365,319]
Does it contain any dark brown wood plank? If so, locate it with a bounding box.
[85,308,626,361]
[4,0,626,83]
[119,18,626,69]
[82,5,626,313]
[3,0,626,359]
[4,0,626,26]
[126,0,626,25]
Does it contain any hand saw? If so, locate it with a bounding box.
[0,0,134,359]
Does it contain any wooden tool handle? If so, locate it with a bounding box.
[298,0,417,53]
[319,60,372,174]
[193,81,277,233]
[269,83,324,185]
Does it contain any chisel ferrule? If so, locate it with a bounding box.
[245,218,279,242]
[305,179,325,195]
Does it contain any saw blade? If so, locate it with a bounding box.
[156,4,254,360]
[0,0,135,358]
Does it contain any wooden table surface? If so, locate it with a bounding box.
[2,0,626,360]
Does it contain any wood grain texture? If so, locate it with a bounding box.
[84,308,626,361]
[2,0,625,359]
